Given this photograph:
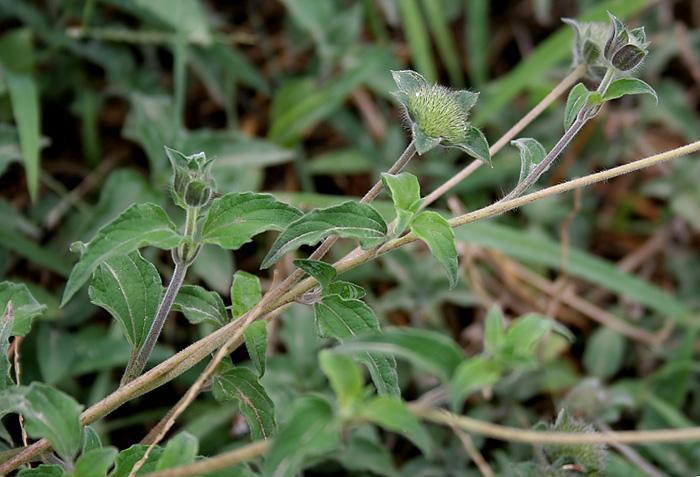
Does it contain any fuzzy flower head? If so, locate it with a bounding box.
[391,70,490,165]
[564,12,650,78]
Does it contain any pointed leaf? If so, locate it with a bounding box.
[0,281,46,336]
[230,271,262,318]
[262,396,340,477]
[582,327,626,379]
[412,124,441,155]
[483,306,505,356]
[74,447,118,477]
[262,201,387,268]
[450,126,491,166]
[359,397,433,456]
[455,90,480,112]
[155,432,198,471]
[449,355,502,410]
[328,281,366,300]
[602,78,658,104]
[88,250,163,351]
[381,172,423,236]
[314,295,399,397]
[391,69,427,93]
[314,295,380,339]
[212,367,277,440]
[564,83,590,131]
[62,203,183,306]
[511,138,546,185]
[82,425,102,454]
[381,172,422,212]
[0,383,83,462]
[410,211,458,288]
[501,313,573,366]
[319,350,364,408]
[332,327,465,383]
[201,192,302,250]
[338,431,397,477]
[294,259,337,292]
[173,285,228,327]
[244,320,268,377]
[112,445,164,477]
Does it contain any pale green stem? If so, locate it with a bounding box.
[500,66,616,202]
[414,406,700,445]
[2,139,698,476]
[121,206,199,386]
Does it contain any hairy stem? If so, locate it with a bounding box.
[121,258,189,386]
[2,139,698,476]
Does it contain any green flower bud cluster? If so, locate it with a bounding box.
[166,147,216,209]
[564,12,650,78]
[390,70,490,164]
[543,410,607,474]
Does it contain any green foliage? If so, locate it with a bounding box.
[172,285,229,327]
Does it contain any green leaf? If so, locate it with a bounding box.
[602,78,658,104]
[4,71,40,202]
[449,355,502,410]
[501,314,572,367]
[338,429,397,477]
[244,321,268,377]
[262,396,340,477]
[332,327,464,383]
[155,432,198,471]
[410,211,458,288]
[37,325,76,385]
[451,126,491,166]
[173,285,229,327]
[314,295,399,397]
[62,203,183,306]
[294,259,337,292]
[74,447,118,477]
[483,306,505,356]
[391,69,428,93]
[82,426,102,454]
[201,192,302,250]
[381,172,422,212]
[412,124,441,155]
[511,138,546,185]
[230,271,262,319]
[262,201,387,268]
[328,281,366,300]
[0,281,46,336]
[0,383,83,462]
[564,83,590,131]
[381,172,423,235]
[88,250,163,352]
[319,350,364,408]
[583,327,626,379]
[17,465,67,477]
[358,397,433,456]
[212,366,277,440]
[0,302,14,391]
[111,445,164,477]
[131,0,211,44]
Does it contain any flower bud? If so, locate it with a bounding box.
[602,12,649,72]
[390,70,490,164]
[166,147,216,209]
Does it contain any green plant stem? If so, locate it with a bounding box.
[138,440,270,477]
[122,206,200,386]
[2,139,698,475]
[500,66,616,202]
[121,258,189,386]
[413,406,700,444]
[421,64,586,208]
